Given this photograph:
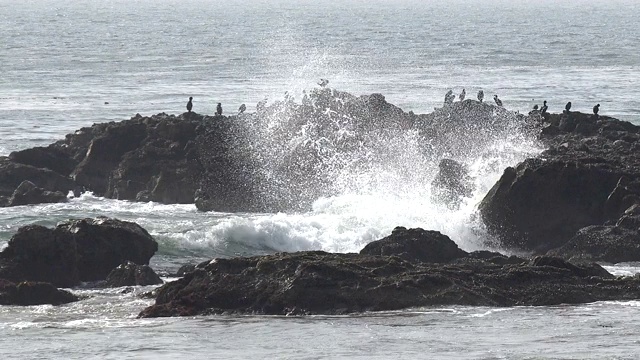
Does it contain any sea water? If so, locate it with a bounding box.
[1,0,640,358]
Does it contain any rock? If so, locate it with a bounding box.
[0,217,158,286]
[480,112,640,253]
[0,158,76,202]
[359,227,467,263]
[547,224,640,263]
[8,180,67,206]
[9,146,78,176]
[60,217,158,282]
[138,247,640,318]
[105,261,163,287]
[176,264,196,276]
[430,159,475,209]
[0,279,78,306]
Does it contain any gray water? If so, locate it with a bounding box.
[1,0,640,358]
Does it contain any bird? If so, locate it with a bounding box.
[444,90,454,105]
[459,88,466,101]
[477,90,484,103]
[540,100,548,114]
[186,97,193,113]
[238,104,246,114]
[216,103,223,116]
[565,101,572,113]
[533,104,539,110]
[593,103,600,115]
[318,79,329,87]
[493,95,503,107]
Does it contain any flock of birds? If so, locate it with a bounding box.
[444,88,602,117]
[184,79,602,118]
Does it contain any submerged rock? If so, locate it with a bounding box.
[106,261,163,287]
[0,279,78,306]
[0,217,158,287]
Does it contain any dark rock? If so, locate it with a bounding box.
[430,159,475,209]
[0,279,78,306]
[0,158,76,201]
[9,146,78,176]
[138,248,640,318]
[0,217,158,286]
[360,227,467,263]
[8,180,67,206]
[176,264,196,276]
[105,261,163,287]
[60,217,158,282]
[547,224,640,263]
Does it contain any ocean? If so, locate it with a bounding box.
[1,0,640,358]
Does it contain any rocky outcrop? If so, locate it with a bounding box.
[0,158,76,207]
[7,180,67,206]
[105,261,163,287]
[430,159,474,209]
[360,226,467,263]
[0,279,78,306]
[479,111,640,253]
[0,217,158,287]
[138,228,640,318]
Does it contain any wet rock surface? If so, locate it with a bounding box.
[480,111,640,256]
[106,261,163,287]
[0,217,158,287]
[139,228,640,318]
[0,279,78,306]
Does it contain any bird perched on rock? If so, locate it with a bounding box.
[541,100,548,114]
[216,103,222,116]
[493,95,503,107]
[533,104,539,110]
[238,104,246,114]
[444,90,455,105]
[477,90,484,103]
[318,79,329,87]
[564,101,572,113]
[186,97,193,113]
[593,103,600,118]
[459,88,466,101]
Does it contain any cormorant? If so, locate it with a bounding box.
[593,103,600,115]
[477,90,484,103]
[565,102,572,113]
[459,88,466,101]
[540,100,548,114]
[493,95,503,107]
[444,90,454,105]
[238,104,246,114]
[216,103,222,116]
[318,79,329,87]
[186,97,193,113]
[533,104,539,110]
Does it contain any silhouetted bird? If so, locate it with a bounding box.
[186,97,193,113]
[565,101,572,113]
[318,79,329,87]
[533,104,539,110]
[593,103,600,115]
[541,100,548,114]
[493,95,503,107]
[459,88,466,101]
[216,103,223,116]
[238,104,246,114]
[477,90,484,103]
[444,90,455,105]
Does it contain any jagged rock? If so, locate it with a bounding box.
[0,217,158,287]
[138,247,639,318]
[176,264,196,276]
[430,159,474,209]
[0,158,76,202]
[480,114,640,253]
[360,227,467,263]
[9,146,78,176]
[0,279,78,306]
[547,224,640,264]
[105,261,163,287]
[8,180,67,206]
